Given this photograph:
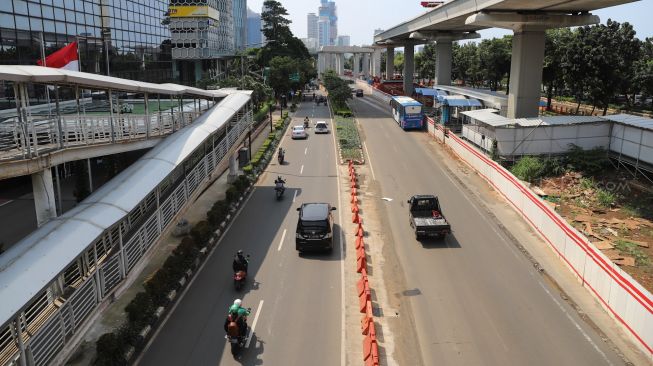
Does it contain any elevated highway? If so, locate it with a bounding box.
[371,0,638,118]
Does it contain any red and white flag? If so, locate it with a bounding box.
[37,42,79,71]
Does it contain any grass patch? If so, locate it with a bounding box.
[597,189,616,207]
[334,115,362,161]
[579,177,595,190]
[614,240,651,266]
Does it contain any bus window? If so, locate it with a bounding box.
[406,105,421,115]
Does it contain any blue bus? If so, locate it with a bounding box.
[390,96,424,130]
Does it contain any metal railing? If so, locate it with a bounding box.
[0,106,253,366]
[0,105,209,162]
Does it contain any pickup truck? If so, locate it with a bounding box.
[408,195,451,240]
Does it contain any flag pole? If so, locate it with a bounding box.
[39,32,52,118]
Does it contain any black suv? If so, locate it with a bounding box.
[295,203,336,252]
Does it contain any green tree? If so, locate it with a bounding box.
[563,20,640,115]
[258,1,310,65]
[452,42,480,86]
[543,28,573,110]
[394,52,404,76]
[415,44,436,81]
[633,37,653,101]
[322,70,352,108]
[478,36,512,92]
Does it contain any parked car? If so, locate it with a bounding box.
[296,203,336,252]
[291,125,307,139]
[407,195,451,240]
[355,89,364,97]
[314,121,329,134]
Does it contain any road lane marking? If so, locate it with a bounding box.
[0,199,13,207]
[362,141,376,181]
[135,189,256,365]
[537,282,613,365]
[292,190,298,203]
[277,229,287,251]
[328,100,347,366]
[300,165,304,175]
[304,147,308,155]
[245,300,264,348]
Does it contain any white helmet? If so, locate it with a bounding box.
[234,299,242,307]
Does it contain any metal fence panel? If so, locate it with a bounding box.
[27,314,64,366]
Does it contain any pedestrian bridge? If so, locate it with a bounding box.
[0,68,254,366]
[0,66,226,180]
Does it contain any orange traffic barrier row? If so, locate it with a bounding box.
[357,255,367,273]
[351,195,359,204]
[352,203,359,213]
[359,288,371,313]
[356,222,365,237]
[351,187,358,196]
[352,211,360,224]
[357,246,366,261]
[355,236,364,249]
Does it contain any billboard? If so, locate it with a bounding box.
[169,6,219,20]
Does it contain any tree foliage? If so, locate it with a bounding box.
[258,1,310,65]
[322,70,352,109]
[415,44,436,80]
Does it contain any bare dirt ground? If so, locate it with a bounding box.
[534,171,653,292]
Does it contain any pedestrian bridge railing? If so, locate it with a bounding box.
[0,104,208,162]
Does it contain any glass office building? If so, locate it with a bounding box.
[0,0,173,83]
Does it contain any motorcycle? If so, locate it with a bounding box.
[225,310,251,356]
[275,185,285,200]
[304,119,309,128]
[278,149,284,165]
[233,270,247,291]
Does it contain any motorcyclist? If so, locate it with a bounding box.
[278,147,285,162]
[274,176,286,192]
[304,116,310,128]
[232,250,248,273]
[224,299,251,337]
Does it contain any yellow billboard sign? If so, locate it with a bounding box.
[169,6,219,20]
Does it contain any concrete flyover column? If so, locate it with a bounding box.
[386,47,394,80]
[338,53,345,75]
[403,43,415,96]
[372,49,382,77]
[353,53,360,78]
[435,41,452,86]
[362,53,370,79]
[32,168,57,226]
[508,30,546,118]
[227,154,238,183]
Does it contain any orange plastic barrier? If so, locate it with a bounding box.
[355,236,364,249]
[352,211,360,223]
[351,195,359,204]
[357,255,367,273]
[351,187,358,196]
[352,203,359,213]
[356,223,365,237]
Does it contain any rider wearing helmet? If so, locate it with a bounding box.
[274,176,286,190]
[224,299,251,337]
[232,250,248,273]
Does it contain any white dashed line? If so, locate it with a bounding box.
[300,165,304,175]
[304,147,308,155]
[292,190,298,203]
[245,300,264,348]
[277,229,287,251]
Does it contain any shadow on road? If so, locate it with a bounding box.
[418,233,462,249]
[234,333,264,365]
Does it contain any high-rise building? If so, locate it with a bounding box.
[247,8,262,46]
[318,0,337,46]
[337,35,350,47]
[301,38,318,53]
[233,0,247,50]
[317,18,330,48]
[168,0,237,83]
[307,13,318,40]
[0,0,173,83]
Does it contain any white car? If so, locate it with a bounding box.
[314,121,329,134]
[291,125,307,139]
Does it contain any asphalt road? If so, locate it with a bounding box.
[137,100,344,366]
[350,95,625,366]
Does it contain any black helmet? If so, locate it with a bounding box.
[237,250,243,256]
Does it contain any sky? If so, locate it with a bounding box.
[246,0,652,46]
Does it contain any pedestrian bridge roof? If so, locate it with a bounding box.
[0,91,251,328]
[0,65,226,98]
